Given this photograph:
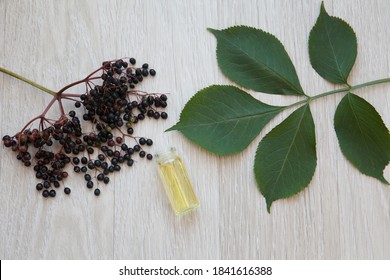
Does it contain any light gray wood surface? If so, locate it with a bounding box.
[0,0,389,259]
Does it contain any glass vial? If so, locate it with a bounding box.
[156,148,199,216]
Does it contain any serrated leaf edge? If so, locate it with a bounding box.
[334,93,390,184]
[208,26,305,96]
[309,2,358,85]
[166,85,242,132]
[254,104,317,213]
[166,84,283,132]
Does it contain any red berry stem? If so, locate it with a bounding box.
[61,93,82,98]
[57,98,65,116]
[41,96,58,116]
[57,75,101,95]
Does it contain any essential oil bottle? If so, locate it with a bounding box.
[156,148,199,216]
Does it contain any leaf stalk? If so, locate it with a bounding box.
[285,77,390,110]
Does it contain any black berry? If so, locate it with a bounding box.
[139,138,146,145]
[36,183,43,191]
[87,181,94,189]
[49,190,56,197]
[42,190,49,198]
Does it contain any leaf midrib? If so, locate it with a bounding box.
[323,17,347,83]
[347,94,377,170]
[268,105,309,200]
[177,108,282,129]
[217,29,303,95]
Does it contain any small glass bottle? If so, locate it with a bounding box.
[156,148,199,216]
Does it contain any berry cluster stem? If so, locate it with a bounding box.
[0,67,56,96]
[0,66,109,130]
[1,58,163,198]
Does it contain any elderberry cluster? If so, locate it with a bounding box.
[2,58,168,198]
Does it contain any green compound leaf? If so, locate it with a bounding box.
[334,93,390,184]
[254,104,317,212]
[167,85,283,155]
[309,2,357,84]
[208,26,305,96]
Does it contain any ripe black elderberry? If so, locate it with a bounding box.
[2,57,169,198]
[139,138,146,145]
[42,190,49,198]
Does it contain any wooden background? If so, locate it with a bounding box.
[0,0,389,259]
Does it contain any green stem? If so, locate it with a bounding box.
[309,86,350,101]
[286,77,390,109]
[350,78,390,91]
[0,67,56,96]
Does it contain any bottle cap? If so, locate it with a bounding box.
[155,147,176,164]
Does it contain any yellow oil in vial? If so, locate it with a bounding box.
[156,148,199,216]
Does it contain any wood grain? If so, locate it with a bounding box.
[0,0,389,259]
